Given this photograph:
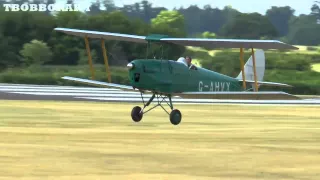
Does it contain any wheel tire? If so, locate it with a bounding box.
[170,109,182,125]
[131,106,143,122]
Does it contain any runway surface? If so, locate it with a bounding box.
[0,83,319,105]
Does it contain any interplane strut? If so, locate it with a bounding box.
[239,47,246,90]
[83,36,112,82]
[101,39,112,83]
[251,48,259,92]
[84,36,95,80]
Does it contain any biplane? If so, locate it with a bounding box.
[54,27,299,125]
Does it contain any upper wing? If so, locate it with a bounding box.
[175,91,300,100]
[54,28,147,44]
[62,76,137,91]
[54,28,298,50]
[239,80,293,87]
[161,38,298,50]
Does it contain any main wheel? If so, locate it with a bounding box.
[170,109,182,125]
[131,106,143,122]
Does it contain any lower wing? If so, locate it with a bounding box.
[176,91,300,100]
[62,76,299,100]
[61,76,138,91]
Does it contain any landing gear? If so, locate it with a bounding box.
[170,109,182,125]
[131,106,143,122]
[131,92,182,125]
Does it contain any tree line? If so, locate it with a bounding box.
[0,0,319,70]
[92,0,320,44]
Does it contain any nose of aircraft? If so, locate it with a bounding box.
[127,62,134,70]
[127,62,141,84]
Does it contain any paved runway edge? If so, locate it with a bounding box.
[0,83,319,105]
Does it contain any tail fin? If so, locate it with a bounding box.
[236,49,292,90]
[237,49,265,81]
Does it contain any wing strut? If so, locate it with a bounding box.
[83,36,112,82]
[101,39,111,83]
[84,36,95,80]
[239,47,246,90]
[251,48,259,91]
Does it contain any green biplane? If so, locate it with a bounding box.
[54,28,299,125]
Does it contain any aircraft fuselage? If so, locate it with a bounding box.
[128,59,242,94]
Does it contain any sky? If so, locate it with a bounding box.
[114,0,314,15]
[57,0,316,15]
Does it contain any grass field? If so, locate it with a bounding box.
[0,100,320,180]
[311,63,320,72]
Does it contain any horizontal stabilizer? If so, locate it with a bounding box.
[62,76,136,91]
[176,91,300,100]
[239,79,293,87]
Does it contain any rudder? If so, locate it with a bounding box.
[237,49,265,82]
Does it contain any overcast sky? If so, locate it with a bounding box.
[59,0,315,15]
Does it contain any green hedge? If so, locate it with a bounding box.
[0,65,130,86]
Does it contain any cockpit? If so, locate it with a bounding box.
[176,57,198,70]
[177,57,188,66]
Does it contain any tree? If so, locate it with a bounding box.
[0,8,56,68]
[150,10,186,59]
[221,5,240,24]
[287,14,320,45]
[20,39,53,66]
[202,31,216,39]
[87,0,101,15]
[78,49,98,65]
[266,6,295,36]
[141,0,152,22]
[312,1,320,23]
[151,10,185,32]
[102,0,117,12]
[0,33,22,69]
[48,11,88,65]
[312,1,320,16]
[178,5,203,35]
[219,13,278,39]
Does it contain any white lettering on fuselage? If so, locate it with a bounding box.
[199,81,230,92]
[199,81,203,91]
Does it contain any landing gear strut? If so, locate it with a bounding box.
[130,92,182,125]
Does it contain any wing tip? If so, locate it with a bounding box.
[54,27,67,31]
[62,76,74,80]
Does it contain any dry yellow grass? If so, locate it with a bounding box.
[0,100,319,180]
